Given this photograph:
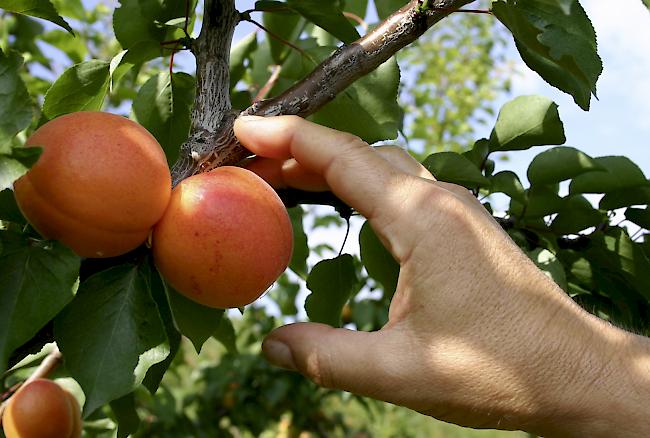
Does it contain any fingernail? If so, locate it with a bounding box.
[237,115,265,123]
[262,339,297,371]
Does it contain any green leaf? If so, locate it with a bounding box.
[288,206,309,277]
[230,32,258,87]
[0,147,42,191]
[42,60,110,119]
[626,208,650,230]
[489,95,565,151]
[132,72,194,165]
[527,247,567,290]
[0,50,33,148]
[643,0,650,11]
[142,265,181,394]
[51,0,84,20]
[0,0,73,34]
[600,186,650,211]
[491,0,602,110]
[305,254,357,327]
[569,156,648,194]
[110,392,140,438]
[527,146,603,186]
[263,9,302,64]
[55,264,169,415]
[213,316,237,354]
[587,228,650,302]
[524,184,564,218]
[533,0,575,14]
[359,221,399,299]
[167,285,224,354]
[489,171,526,204]
[551,195,605,235]
[310,56,401,144]
[0,188,25,224]
[0,231,79,374]
[286,0,360,43]
[254,1,292,13]
[462,139,490,168]
[113,0,186,62]
[343,0,368,18]
[422,152,489,188]
[375,0,405,19]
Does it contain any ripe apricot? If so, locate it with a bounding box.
[153,167,293,308]
[14,111,171,258]
[2,379,82,438]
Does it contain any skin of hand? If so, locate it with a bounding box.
[233,115,650,437]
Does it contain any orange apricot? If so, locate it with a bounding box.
[153,167,293,308]
[2,379,81,438]
[64,391,82,438]
[14,111,171,258]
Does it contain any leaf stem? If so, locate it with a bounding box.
[242,17,316,64]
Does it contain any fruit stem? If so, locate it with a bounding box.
[0,346,63,420]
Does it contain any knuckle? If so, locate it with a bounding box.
[324,134,371,178]
[339,132,370,154]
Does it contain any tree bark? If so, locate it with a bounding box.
[171,0,473,185]
[172,0,240,185]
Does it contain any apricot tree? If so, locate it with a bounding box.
[1,0,650,436]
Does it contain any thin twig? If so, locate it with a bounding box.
[343,11,369,32]
[254,65,282,102]
[243,17,316,64]
[169,0,192,76]
[0,346,63,420]
[454,8,492,14]
[339,219,351,257]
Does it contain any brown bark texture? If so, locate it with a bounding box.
[171,0,473,185]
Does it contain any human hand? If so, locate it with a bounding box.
[233,115,650,437]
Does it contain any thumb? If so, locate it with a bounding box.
[262,323,402,398]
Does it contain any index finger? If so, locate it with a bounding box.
[234,115,414,224]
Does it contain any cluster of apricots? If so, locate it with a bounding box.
[2,379,82,438]
[14,111,293,309]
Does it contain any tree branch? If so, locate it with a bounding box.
[171,0,473,185]
[171,0,240,185]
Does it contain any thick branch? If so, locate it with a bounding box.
[171,0,239,185]
[171,0,473,184]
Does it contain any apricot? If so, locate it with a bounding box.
[2,379,82,438]
[153,166,293,308]
[14,111,171,258]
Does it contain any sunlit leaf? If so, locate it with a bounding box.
[0,0,73,34]
[423,152,489,188]
[528,146,603,185]
[489,95,565,151]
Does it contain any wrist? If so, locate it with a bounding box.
[533,310,650,437]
